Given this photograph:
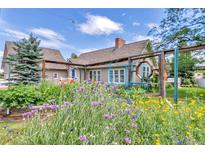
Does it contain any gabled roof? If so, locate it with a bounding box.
[1,41,67,70]
[70,39,149,65]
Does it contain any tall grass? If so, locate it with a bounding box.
[15,82,205,145]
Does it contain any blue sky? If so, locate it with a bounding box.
[0,8,165,67]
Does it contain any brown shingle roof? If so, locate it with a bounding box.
[2,41,67,70]
[70,39,149,65]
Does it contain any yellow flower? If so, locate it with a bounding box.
[199,94,204,97]
[187,125,193,129]
[155,135,161,145]
[186,131,191,136]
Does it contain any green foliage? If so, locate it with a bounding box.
[70,53,78,59]
[0,84,42,109]
[37,81,62,103]
[169,52,199,85]
[6,34,43,84]
[0,81,63,109]
[146,42,157,67]
[14,83,205,145]
[0,82,205,145]
[149,9,205,50]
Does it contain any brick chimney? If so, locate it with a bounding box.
[115,37,125,48]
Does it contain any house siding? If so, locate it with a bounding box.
[44,69,68,83]
[74,57,155,84]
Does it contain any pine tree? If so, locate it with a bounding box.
[6,34,43,84]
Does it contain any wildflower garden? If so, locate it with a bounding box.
[0,81,205,145]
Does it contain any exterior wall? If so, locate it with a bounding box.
[3,63,9,80]
[74,58,155,85]
[44,69,68,83]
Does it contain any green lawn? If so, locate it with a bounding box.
[166,87,205,99]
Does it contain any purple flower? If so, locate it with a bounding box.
[124,137,132,145]
[125,108,131,114]
[48,99,55,103]
[130,123,137,128]
[78,87,85,92]
[92,90,96,94]
[91,101,101,107]
[103,114,115,120]
[3,125,8,129]
[79,135,87,142]
[126,98,132,104]
[131,116,136,121]
[125,129,130,134]
[177,141,183,145]
[31,110,38,114]
[49,105,58,110]
[43,103,49,107]
[64,101,70,107]
[22,112,32,117]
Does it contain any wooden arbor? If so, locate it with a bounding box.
[43,43,205,101]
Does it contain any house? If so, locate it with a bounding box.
[69,38,155,85]
[1,41,69,82]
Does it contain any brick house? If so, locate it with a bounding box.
[69,38,155,85]
[1,41,68,82]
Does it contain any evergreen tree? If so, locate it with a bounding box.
[6,34,43,84]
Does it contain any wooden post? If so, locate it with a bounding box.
[159,52,166,98]
[128,58,132,85]
[174,48,179,103]
[84,67,87,80]
[42,60,46,80]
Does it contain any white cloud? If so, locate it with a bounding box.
[78,14,123,35]
[133,35,152,41]
[78,48,100,54]
[132,34,161,45]
[146,23,159,29]
[30,27,71,49]
[3,29,29,39]
[122,13,126,16]
[30,27,65,41]
[0,51,3,57]
[0,17,29,40]
[132,21,140,27]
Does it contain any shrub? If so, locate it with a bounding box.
[0,84,42,109]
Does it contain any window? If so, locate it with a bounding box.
[109,69,125,83]
[71,68,75,79]
[89,71,92,80]
[53,73,58,79]
[120,70,125,82]
[142,64,150,78]
[89,70,101,81]
[114,70,119,82]
[97,71,101,81]
[109,70,113,83]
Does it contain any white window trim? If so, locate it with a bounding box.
[142,64,151,78]
[109,68,125,84]
[53,73,58,79]
[89,70,102,81]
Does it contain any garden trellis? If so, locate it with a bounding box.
[43,43,205,102]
